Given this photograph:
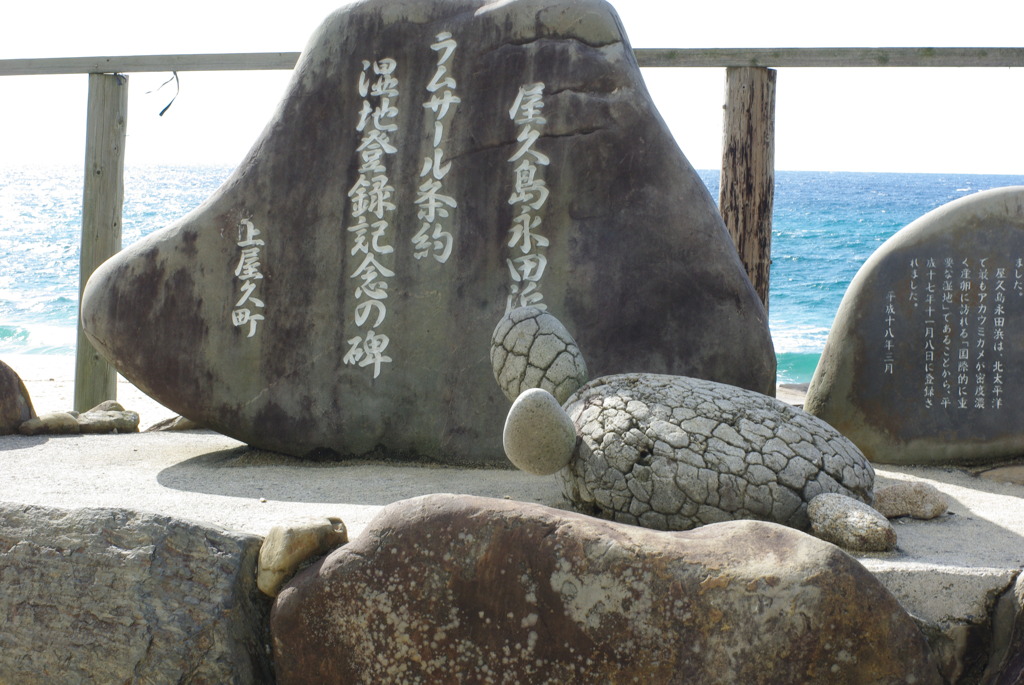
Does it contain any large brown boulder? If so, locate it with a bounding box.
[271,494,941,684]
[80,0,774,464]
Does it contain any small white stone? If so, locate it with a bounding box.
[503,388,577,476]
[873,481,948,520]
[258,516,348,597]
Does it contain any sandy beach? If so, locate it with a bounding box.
[4,353,178,429]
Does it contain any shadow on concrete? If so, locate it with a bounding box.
[155,445,565,509]
[867,465,1024,571]
[0,434,50,452]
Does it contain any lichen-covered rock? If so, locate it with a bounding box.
[874,481,948,520]
[808,493,897,552]
[491,307,588,405]
[503,388,577,475]
[557,373,874,531]
[17,401,141,435]
[0,359,34,434]
[258,516,349,597]
[0,503,272,684]
[271,494,942,684]
[77,409,140,434]
[89,400,125,412]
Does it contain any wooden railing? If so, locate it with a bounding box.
[4,47,1022,74]
[1,48,1021,409]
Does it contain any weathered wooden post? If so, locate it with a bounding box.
[719,66,776,311]
[75,72,128,412]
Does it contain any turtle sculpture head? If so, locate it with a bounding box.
[491,307,875,532]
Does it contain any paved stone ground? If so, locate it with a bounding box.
[2,424,1022,628]
[4,356,1024,677]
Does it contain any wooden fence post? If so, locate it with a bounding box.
[719,66,776,311]
[75,73,128,412]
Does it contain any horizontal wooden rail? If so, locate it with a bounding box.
[0,53,301,76]
[634,47,1024,68]
[2,47,1022,77]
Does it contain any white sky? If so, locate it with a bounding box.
[1,0,1022,173]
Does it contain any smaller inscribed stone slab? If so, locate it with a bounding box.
[81,0,774,463]
[805,187,1024,465]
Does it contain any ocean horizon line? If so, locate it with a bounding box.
[1,162,1022,177]
[5,167,1024,384]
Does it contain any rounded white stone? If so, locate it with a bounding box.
[503,388,577,476]
[808,493,896,552]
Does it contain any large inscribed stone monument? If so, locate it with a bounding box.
[805,187,1024,465]
[82,0,775,462]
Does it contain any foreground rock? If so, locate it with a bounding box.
[806,186,1024,465]
[0,359,34,434]
[271,494,941,684]
[984,572,1024,684]
[555,373,874,531]
[80,0,774,464]
[0,503,271,683]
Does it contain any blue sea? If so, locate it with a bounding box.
[2,165,1022,384]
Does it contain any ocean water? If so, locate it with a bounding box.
[2,165,1022,384]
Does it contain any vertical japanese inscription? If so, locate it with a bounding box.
[232,219,266,338]
[886,254,1014,411]
[975,259,990,409]
[940,258,954,403]
[993,266,1007,408]
[344,58,399,379]
[330,48,563,378]
[956,258,972,408]
[506,83,551,313]
[882,290,895,375]
[413,32,460,263]
[922,258,936,407]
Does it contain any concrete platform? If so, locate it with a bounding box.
[2,424,1023,682]
[0,430,567,540]
[1,428,1021,607]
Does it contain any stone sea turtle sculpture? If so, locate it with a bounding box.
[493,307,876,531]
